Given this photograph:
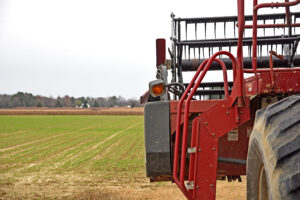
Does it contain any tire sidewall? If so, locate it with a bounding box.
[247,129,275,200]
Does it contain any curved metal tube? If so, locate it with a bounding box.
[173,51,236,199]
[252,0,300,72]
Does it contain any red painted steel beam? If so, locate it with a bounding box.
[170,100,221,114]
[244,71,300,96]
[169,100,221,135]
[252,0,258,75]
[156,38,166,67]
[192,98,251,200]
[237,0,246,106]
[258,71,300,94]
[217,124,251,176]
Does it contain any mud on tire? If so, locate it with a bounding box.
[247,95,300,200]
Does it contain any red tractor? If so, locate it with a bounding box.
[141,0,300,199]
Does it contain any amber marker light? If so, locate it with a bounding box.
[152,84,164,96]
[149,79,166,97]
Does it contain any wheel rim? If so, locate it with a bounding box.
[258,164,268,200]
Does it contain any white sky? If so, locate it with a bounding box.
[0,0,299,98]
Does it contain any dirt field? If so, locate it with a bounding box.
[0,115,245,199]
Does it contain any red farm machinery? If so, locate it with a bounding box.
[142,0,300,199]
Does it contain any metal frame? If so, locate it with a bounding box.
[170,6,300,87]
[170,0,300,199]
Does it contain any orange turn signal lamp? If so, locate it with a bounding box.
[149,79,166,97]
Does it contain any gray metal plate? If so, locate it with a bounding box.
[144,101,171,178]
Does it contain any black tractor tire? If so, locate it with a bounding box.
[247,95,300,200]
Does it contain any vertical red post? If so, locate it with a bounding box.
[237,0,245,106]
[156,39,166,67]
[252,0,258,73]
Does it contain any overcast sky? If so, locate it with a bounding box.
[0,0,299,99]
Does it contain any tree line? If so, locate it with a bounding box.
[0,92,141,108]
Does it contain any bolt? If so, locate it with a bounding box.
[205,122,208,125]
[196,185,199,189]
[210,184,214,188]
[212,133,215,136]
[198,149,202,152]
[266,98,272,104]
[226,111,229,115]
[212,147,215,151]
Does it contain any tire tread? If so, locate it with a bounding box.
[247,95,300,200]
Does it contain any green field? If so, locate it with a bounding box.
[0,115,245,200]
[0,115,160,199]
[0,115,144,173]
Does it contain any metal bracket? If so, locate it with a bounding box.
[185,181,194,190]
[188,147,196,153]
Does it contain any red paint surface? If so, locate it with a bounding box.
[169,0,300,199]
